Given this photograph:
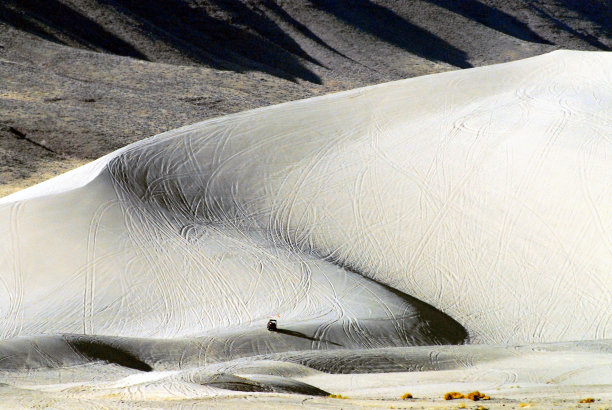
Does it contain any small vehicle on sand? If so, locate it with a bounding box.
[267,319,277,331]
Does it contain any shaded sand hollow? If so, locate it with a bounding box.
[0,51,611,407]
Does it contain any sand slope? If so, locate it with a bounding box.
[2,49,610,342]
[0,50,611,404]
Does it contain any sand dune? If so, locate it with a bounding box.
[1,50,611,405]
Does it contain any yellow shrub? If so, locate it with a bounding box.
[466,391,490,401]
[444,392,465,400]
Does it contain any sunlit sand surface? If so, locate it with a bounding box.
[1,51,610,407]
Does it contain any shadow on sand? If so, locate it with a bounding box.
[69,339,153,372]
[274,328,343,347]
[324,258,469,346]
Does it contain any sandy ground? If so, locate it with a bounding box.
[2,394,611,410]
[2,369,611,409]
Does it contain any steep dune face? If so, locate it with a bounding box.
[0,169,466,345]
[1,51,610,347]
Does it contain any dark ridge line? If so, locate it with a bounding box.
[207,0,325,68]
[310,0,473,69]
[99,0,242,72]
[322,255,469,346]
[0,0,148,60]
[424,0,553,45]
[67,338,152,372]
[2,0,324,83]
[551,0,611,39]
[262,0,377,72]
[100,0,323,84]
[0,3,67,46]
[8,126,59,155]
[261,0,346,65]
[528,1,610,50]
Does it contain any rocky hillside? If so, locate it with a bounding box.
[0,0,609,195]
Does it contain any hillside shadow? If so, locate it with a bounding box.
[0,4,66,45]
[310,0,472,68]
[528,2,610,50]
[424,0,552,44]
[102,0,322,83]
[0,0,147,60]
[557,0,611,40]
[207,0,324,67]
[275,328,343,347]
[261,0,351,61]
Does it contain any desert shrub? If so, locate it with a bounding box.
[466,391,490,401]
[578,398,595,403]
[400,392,413,400]
[444,391,465,400]
[329,393,349,399]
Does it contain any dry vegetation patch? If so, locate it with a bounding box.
[444,391,490,401]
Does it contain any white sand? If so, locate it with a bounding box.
[0,50,610,406]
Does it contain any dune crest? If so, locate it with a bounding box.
[1,51,611,349]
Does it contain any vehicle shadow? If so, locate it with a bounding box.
[274,328,342,347]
